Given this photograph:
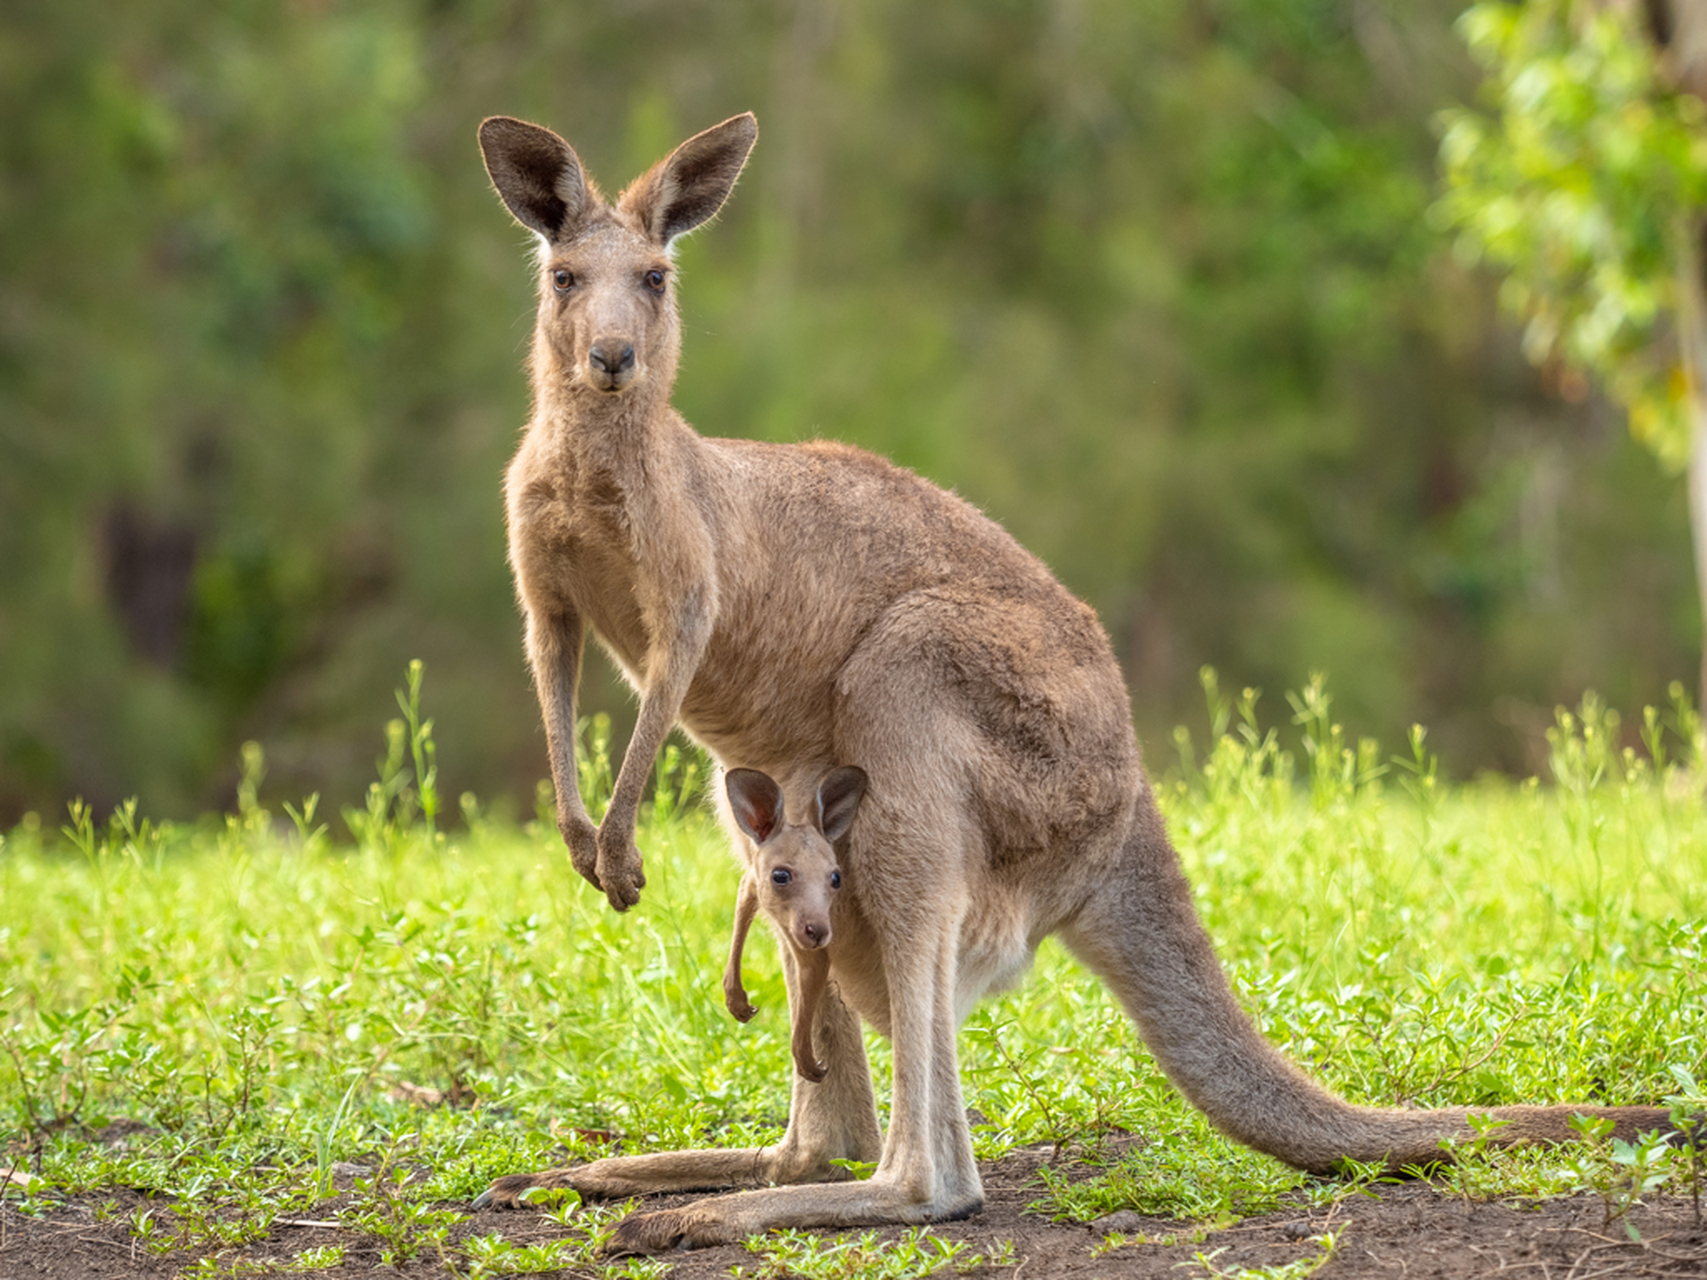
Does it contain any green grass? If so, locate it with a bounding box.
[2,669,1705,1273]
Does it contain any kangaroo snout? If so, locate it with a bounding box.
[795,916,830,950]
[588,340,637,390]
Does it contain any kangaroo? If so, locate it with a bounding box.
[472,112,1687,1252]
[721,767,867,1084]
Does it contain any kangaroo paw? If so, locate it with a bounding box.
[594,833,646,911]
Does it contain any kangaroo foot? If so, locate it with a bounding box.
[473,1170,576,1210]
[605,1204,735,1254]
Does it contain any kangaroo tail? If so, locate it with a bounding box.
[1058,805,1677,1172]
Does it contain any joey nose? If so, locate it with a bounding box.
[800,920,829,949]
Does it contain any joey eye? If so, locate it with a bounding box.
[552,268,573,292]
[643,269,666,293]
[829,871,841,890]
[771,868,792,886]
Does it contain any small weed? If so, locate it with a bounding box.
[1665,1065,1705,1226]
[1301,1157,1391,1209]
[735,1226,1006,1279]
[1432,1112,1512,1205]
[343,1167,464,1265]
[520,1184,582,1225]
[343,661,443,850]
[458,1232,590,1276]
[1034,1114,1301,1223]
[1189,1227,1339,1279]
[181,1245,347,1277]
[313,1074,363,1201]
[1560,1112,1678,1240]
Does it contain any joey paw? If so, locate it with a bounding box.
[726,997,757,1023]
[795,1058,828,1084]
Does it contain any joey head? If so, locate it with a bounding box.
[721,766,866,1084]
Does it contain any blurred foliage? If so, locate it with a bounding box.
[1437,0,1707,467]
[0,0,1699,823]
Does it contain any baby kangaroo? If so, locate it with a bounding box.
[721,767,866,1084]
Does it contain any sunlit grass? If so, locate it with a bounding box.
[1,672,1704,1268]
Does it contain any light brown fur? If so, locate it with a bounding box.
[472,113,1687,1251]
[721,766,865,1084]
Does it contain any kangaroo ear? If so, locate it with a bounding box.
[619,112,757,246]
[726,768,783,844]
[816,767,868,844]
[478,116,593,242]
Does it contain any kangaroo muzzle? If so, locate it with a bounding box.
[588,340,637,391]
[795,917,830,950]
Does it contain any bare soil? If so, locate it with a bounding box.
[3,1144,1703,1279]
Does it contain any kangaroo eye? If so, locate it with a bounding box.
[552,268,573,292]
[830,871,841,890]
[643,269,666,292]
[771,868,791,886]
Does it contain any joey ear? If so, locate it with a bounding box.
[816,767,868,844]
[478,116,593,242]
[726,768,783,845]
[619,112,757,246]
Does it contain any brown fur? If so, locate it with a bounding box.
[472,113,1686,1251]
[721,767,866,1083]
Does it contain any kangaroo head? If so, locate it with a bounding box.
[477,113,757,400]
[726,766,868,952]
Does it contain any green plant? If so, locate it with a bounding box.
[1190,1227,1339,1279]
[1665,1065,1705,1226]
[342,1168,464,1266]
[1032,1112,1302,1224]
[1431,1112,1513,1205]
[735,1227,1009,1280]
[313,1074,363,1201]
[343,660,443,850]
[1560,1111,1679,1240]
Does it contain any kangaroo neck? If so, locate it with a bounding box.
[538,376,677,481]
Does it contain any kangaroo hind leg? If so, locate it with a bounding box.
[476,957,879,1209]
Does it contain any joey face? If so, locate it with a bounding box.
[754,834,842,952]
[478,112,757,404]
[725,765,868,954]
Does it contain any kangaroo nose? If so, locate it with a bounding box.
[589,343,635,374]
[801,920,828,948]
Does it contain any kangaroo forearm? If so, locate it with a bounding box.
[603,594,712,833]
[604,688,680,831]
[527,609,591,821]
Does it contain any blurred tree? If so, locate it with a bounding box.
[1,0,1699,822]
[1438,0,1707,699]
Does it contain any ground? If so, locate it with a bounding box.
[3,1143,1702,1280]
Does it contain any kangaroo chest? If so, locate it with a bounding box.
[512,476,652,681]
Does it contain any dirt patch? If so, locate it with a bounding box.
[2,1147,1704,1278]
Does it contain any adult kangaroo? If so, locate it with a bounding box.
[473,112,1679,1252]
